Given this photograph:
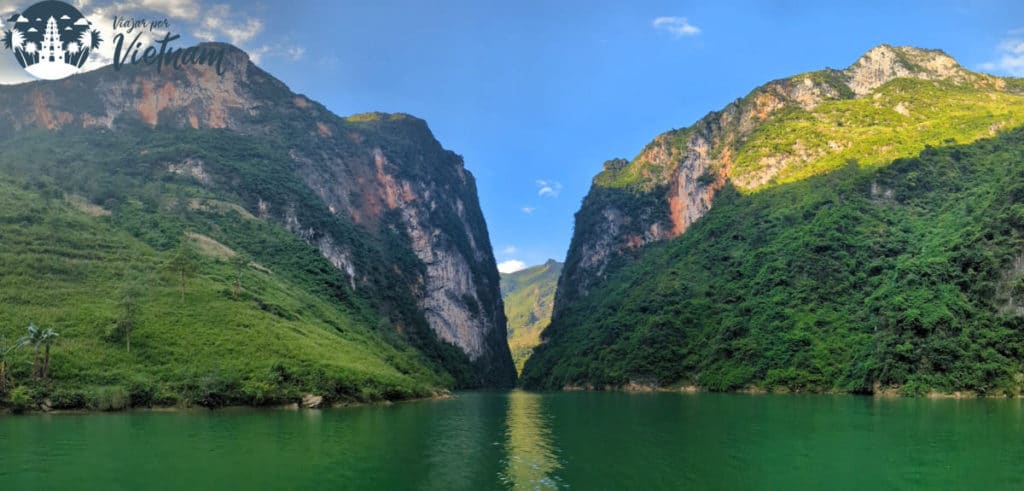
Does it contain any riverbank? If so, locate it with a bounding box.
[0,388,454,417]
[561,381,1024,399]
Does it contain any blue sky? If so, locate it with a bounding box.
[2,0,1023,272]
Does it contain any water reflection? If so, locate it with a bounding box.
[501,390,563,489]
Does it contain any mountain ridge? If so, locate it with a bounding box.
[553,45,1024,318]
[0,41,514,412]
[524,44,1024,394]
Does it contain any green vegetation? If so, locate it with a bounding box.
[591,71,1024,193]
[733,79,1024,187]
[0,117,492,411]
[500,260,562,373]
[522,127,1024,396]
[0,175,445,410]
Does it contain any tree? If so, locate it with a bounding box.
[231,253,250,298]
[23,324,58,380]
[40,328,57,380]
[165,238,199,301]
[115,281,142,353]
[24,324,42,379]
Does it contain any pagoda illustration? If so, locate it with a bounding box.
[39,16,63,64]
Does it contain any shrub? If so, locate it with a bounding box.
[49,388,88,409]
[152,386,180,407]
[7,386,33,414]
[241,378,277,405]
[88,386,131,411]
[191,372,241,408]
[126,375,156,407]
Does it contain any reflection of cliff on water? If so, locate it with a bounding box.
[501,390,563,489]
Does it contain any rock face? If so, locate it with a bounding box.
[843,45,968,96]
[0,42,515,387]
[301,394,324,409]
[554,45,999,315]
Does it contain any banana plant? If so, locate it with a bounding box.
[23,324,58,379]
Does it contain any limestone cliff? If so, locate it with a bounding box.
[0,42,515,387]
[554,45,1020,315]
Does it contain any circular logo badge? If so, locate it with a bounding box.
[3,0,101,80]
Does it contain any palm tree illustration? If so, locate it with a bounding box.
[88,29,102,50]
[66,41,80,65]
[24,41,38,64]
[4,28,27,66]
[76,29,101,67]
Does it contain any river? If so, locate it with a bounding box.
[2,391,1024,489]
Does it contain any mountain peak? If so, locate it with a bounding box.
[194,41,252,69]
[843,44,965,96]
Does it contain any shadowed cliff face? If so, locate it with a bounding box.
[0,42,515,387]
[553,45,1024,318]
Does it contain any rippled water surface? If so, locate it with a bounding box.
[3,391,1024,489]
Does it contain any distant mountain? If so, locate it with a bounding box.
[523,46,1024,396]
[500,260,562,373]
[0,42,514,412]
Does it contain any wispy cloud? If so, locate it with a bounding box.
[652,16,701,37]
[124,0,201,20]
[286,46,305,61]
[194,4,263,45]
[497,260,527,274]
[979,33,1024,76]
[500,245,518,255]
[521,207,536,215]
[536,180,562,198]
[68,0,305,72]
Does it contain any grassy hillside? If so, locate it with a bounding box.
[0,119,504,411]
[0,177,445,411]
[594,67,1024,193]
[500,260,562,373]
[522,127,1024,396]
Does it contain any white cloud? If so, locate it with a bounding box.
[536,179,562,198]
[652,16,701,37]
[497,260,527,274]
[500,246,518,255]
[247,45,271,63]
[980,33,1024,76]
[194,4,262,45]
[88,1,302,69]
[118,0,201,20]
[521,207,535,215]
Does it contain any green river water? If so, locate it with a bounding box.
[2,390,1024,489]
